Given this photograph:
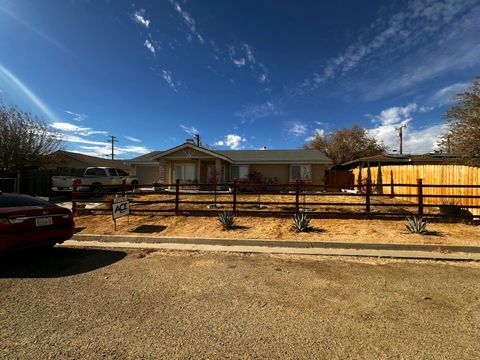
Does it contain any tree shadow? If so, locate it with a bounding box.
[0,247,126,279]
[424,230,445,237]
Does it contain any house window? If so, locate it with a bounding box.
[290,165,312,181]
[231,165,249,180]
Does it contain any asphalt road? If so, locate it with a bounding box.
[1,247,479,359]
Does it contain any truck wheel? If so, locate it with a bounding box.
[131,180,139,192]
[91,183,103,197]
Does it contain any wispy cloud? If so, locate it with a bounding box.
[161,69,178,92]
[64,110,87,122]
[144,39,156,54]
[288,122,308,137]
[169,0,204,44]
[132,8,150,28]
[180,124,199,137]
[0,63,57,121]
[74,145,150,158]
[429,82,471,107]
[233,58,246,67]
[50,122,107,136]
[124,135,142,143]
[297,0,480,100]
[214,134,246,150]
[235,101,283,123]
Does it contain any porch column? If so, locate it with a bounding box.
[196,159,201,189]
[215,158,222,189]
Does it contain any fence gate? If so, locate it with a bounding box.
[324,170,354,191]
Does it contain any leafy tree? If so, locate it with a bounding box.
[0,104,62,170]
[305,125,386,165]
[439,76,480,160]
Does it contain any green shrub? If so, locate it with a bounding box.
[292,213,312,233]
[405,216,428,234]
[218,211,235,230]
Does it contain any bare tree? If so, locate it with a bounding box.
[439,76,480,162]
[0,105,62,170]
[305,125,386,165]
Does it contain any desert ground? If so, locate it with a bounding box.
[74,214,480,246]
[1,248,479,359]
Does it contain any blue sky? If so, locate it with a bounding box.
[0,0,479,159]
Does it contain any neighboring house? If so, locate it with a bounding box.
[48,150,130,172]
[128,141,332,186]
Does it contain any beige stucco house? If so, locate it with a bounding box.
[128,141,332,186]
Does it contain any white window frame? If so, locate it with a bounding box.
[290,164,312,182]
[230,165,249,180]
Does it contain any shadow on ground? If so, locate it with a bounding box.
[0,247,126,279]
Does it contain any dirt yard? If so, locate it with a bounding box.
[1,248,479,359]
[74,214,480,246]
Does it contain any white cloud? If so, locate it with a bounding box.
[243,43,256,64]
[161,70,178,92]
[124,135,142,143]
[289,122,307,137]
[64,110,87,122]
[233,58,246,67]
[144,39,155,54]
[50,122,107,136]
[132,9,150,28]
[215,134,246,150]
[367,103,445,154]
[180,124,199,137]
[305,128,325,142]
[57,134,107,146]
[235,102,283,123]
[258,73,268,83]
[169,0,204,44]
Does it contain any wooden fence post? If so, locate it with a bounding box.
[417,178,423,217]
[365,178,371,214]
[295,179,300,214]
[390,170,395,199]
[175,179,180,215]
[232,179,237,213]
[72,185,77,217]
[122,179,126,196]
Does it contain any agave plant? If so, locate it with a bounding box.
[405,216,428,234]
[292,213,312,233]
[218,211,235,230]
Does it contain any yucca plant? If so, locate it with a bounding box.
[218,211,235,230]
[405,216,428,234]
[292,213,312,233]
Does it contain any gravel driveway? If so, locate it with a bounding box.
[1,248,479,359]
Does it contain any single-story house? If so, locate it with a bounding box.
[128,141,332,186]
[48,150,130,172]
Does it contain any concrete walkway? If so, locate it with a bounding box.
[62,239,480,261]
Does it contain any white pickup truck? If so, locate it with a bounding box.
[52,167,139,193]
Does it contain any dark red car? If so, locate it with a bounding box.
[0,192,75,251]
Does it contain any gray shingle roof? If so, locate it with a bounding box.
[129,147,331,164]
[217,149,331,164]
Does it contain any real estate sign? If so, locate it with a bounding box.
[112,196,130,220]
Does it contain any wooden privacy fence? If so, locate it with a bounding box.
[72,179,480,220]
[354,164,480,216]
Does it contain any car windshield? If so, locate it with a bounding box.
[0,194,52,208]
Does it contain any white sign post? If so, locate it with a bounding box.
[112,196,130,230]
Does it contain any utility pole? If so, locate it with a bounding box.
[395,124,407,154]
[108,135,118,160]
